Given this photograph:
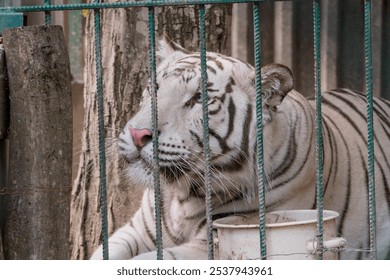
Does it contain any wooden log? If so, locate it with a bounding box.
[0,43,8,139]
[1,25,72,259]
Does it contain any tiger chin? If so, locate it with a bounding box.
[91,39,390,260]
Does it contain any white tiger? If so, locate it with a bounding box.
[91,39,390,260]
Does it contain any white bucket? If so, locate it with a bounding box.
[213,210,346,260]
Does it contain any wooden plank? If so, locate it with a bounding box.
[232,3,251,62]
[2,25,72,259]
[372,0,383,97]
[274,1,293,69]
[321,0,339,91]
[291,0,314,95]
[381,0,390,99]
[337,0,365,92]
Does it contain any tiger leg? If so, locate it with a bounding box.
[91,221,157,259]
[131,239,208,260]
[90,201,158,259]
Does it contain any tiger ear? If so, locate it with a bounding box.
[260,64,294,110]
[157,35,189,63]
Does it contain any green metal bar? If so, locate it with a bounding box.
[364,0,377,260]
[93,2,109,260]
[313,0,324,260]
[44,0,51,25]
[0,12,23,34]
[199,4,214,260]
[253,1,267,260]
[0,0,296,13]
[147,6,163,260]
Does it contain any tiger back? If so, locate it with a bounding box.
[91,39,390,260]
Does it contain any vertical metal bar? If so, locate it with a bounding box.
[147,6,163,260]
[253,1,267,260]
[44,0,51,25]
[364,0,377,260]
[313,0,324,260]
[199,4,214,260]
[93,3,109,260]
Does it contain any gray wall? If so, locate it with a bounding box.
[232,0,389,99]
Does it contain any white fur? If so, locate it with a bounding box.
[91,40,390,260]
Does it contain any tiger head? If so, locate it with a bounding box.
[118,39,294,198]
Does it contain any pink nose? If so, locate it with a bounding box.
[129,127,152,149]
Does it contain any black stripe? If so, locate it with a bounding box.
[352,89,390,128]
[326,91,366,131]
[206,65,217,75]
[338,92,390,192]
[158,149,186,156]
[195,219,207,236]
[384,172,390,217]
[206,95,237,152]
[184,208,206,221]
[272,99,313,189]
[324,93,390,187]
[358,148,370,259]
[209,129,231,154]
[142,208,157,248]
[325,116,338,191]
[335,132,351,237]
[211,103,252,172]
[161,192,184,246]
[321,108,353,237]
[270,99,314,189]
[225,96,236,140]
[190,130,203,148]
[218,55,239,64]
[127,221,136,257]
[213,58,224,70]
[225,77,235,94]
[177,60,197,66]
[323,116,341,188]
[374,99,390,120]
[209,103,222,115]
[166,249,177,260]
[207,88,219,93]
[212,209,259,222]
[311,117,334,209]
[270,115,299,183]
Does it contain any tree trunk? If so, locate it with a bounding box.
[1,25,72,259]
[70,1,231,260]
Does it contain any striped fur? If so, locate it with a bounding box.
[91,40,390,260]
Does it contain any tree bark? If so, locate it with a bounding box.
[1,25,72,259]
[70,6,148,260]
[70,1,232,259]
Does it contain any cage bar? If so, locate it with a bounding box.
[93,4,109,260]
[0,0,298,13]
[44,0,51,25]
[364,0,377,260]
[147,6,163,260]
[198,4,214,260]
[313,0,324,260]
[0,0,381,261]
[252,1,267,260]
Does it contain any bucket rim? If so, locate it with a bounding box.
[265,209,339,228]
[213,209,339,229]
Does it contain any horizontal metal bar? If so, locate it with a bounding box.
[0,0,298,13]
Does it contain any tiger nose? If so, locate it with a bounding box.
[129,127,152,149]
